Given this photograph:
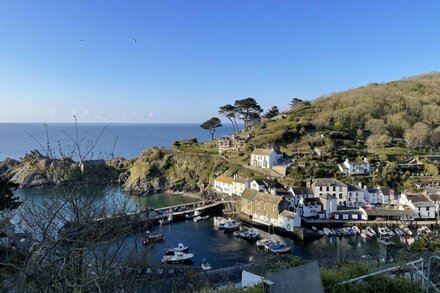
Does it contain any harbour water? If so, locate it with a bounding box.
[14,188,418,269]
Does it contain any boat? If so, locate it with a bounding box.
[352,226,361,235]
[166,243,190,253]
[378,237,394,246]
[201,258,212,271]
[311,226,318,232]
[193,215,209,222]
[222,220,240,232]
[159,214,173,225]
[256,238,276,249]
[331,229,337,236]
[394,227,404,236]
[365,226,376,238]
[377,227,387,237]
[323,228,332,236]
[233,230,245,238]
[403,227,413,236]
[161,250,194,264]
[318,230,325,236]
[143,232,164,245]
[384,227,395,236]
[417,226,431,236]
[269,243,292,254]
[243,229,260,241]
[185,210,201,219]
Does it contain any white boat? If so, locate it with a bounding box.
[194,215,209,222]
[378,237,394,246]
[394,227,404,236]
[384,227,395,236]
[166,243,190,253]
[417,226,431,236]
[269,243,291,254]
[185,210,201,219]
[201,258,212,271]
[159,214,173,225]
[403,227,413,236]
[161,251,194,264]
[377,227,387,237]
[242,229,260,241]
[222,220,240,232]
[256,238,276,249]
[323,228,332,236]
[352,226,361,235]
[365,226,376,238]
[311,226,318,232]
[318,230,325,236]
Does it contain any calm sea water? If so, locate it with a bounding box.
[0,123,234,160]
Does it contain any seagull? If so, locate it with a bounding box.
[133,38,137,43]
[79,39,85,42]
[63,74,70,78]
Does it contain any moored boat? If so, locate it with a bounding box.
[242,229,260,241]
[256,238,276,250]
[323,228,332,236]
[185,210,201,219]
[222,220,240,232]
[417,226,431,236]
[161,250,194,264]
[352,226,361,235]
[201,258,212,271]
[166,243,190,253]
[365,226,376,238]
[159,214,173,225]
[403,227,413,236]
[193,215,210,222]
[378,237,394,246]
[269,243,291,254]
[143,232,164,245]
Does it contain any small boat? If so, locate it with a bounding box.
[166,243,190,253]
[256,238,276,249]
[318,230,325,236]
[403,227,413,236]
[222,220,240,232]
[334,228,342,237]
[377,227,387,237]
[201,258,212,271]
[242,229,260,241]
[193,215,209,222]
[378,237,394,246]
[417,226,431,236]
[365,226,376,238]
[269,243,292,254]
[161,250,194,264]
[159,214,173,225]
[233,230,245,238]
[185,210,201,219]
[331,229,337,236]
[311,226,318,232]
[394,227,404,236]
[143,232,164,245]
[352,226,361,235]
[384,227,395,236]
[323,228,332,236]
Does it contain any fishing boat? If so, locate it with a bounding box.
[403,227,413,236]
[159,214,173,225]
[143,232,164,245]
[233,230,245,238]
[378,237,394,246]
[377,227,387,237]
[365,226,376,237]
[352,226,361,235]
[166,243,190,253]
[161,250,194,264]
[323,228,332,236]
[384,227,395,236]
[222,220,240,232]
[269,243,292,254]
[201,258,212,271]
[193,215,209,222]
[256,238,276,249]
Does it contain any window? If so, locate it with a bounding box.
[326,187,329,192]
[319,186,322,191]
[333,187,336,192]
[427,207,431,211]
[338,194,342,199]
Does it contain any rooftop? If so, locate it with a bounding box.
[215,175,234,184]
[280,210,297,218]
[254,192,283,205]
[313,178,347,187]
[348,184,362,192]
[252,148,276,156]
[241,188,258,200]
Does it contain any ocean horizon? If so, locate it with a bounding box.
[0,123,235,160]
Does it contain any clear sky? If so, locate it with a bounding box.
[1,1,439,123]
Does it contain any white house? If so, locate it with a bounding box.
[399,193,436,220]
[338,158,371,175]
[278,210,301,231]
[320,193,338,219]
[250,148,283,169]
[250,179,282,194]
[213,176,234,196]
[347,184,365,208]
[232,178,250,196]
[297,198,322,218]
[424,187,440,215]
[285,187,314,209]
[310,178,348,206]
[363,186,393,204]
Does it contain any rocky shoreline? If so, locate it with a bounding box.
[0,148,255,197]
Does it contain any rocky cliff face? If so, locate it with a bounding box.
[122,148,255,196]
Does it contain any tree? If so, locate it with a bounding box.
[264,106,279,119]
[386,113,410,138]
[218,104,238,133]
[234,98,263,131]
[289,98,309,109]
[404,122,430,149]
[200,117,222,140]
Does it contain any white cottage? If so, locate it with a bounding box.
[213,175,234,196]
[347,184,365,208]
[278,210,301,231]
[399,193,436,220]
[310,178,348,206]
[250,148,283,169]
[232,178,250,196]
[338,158,371,175]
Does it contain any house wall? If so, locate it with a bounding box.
[416,206,436,219]
[347,190,365,207]
[240,198,253,216]
[252,200,283,225]
[312,185,348,206]
[214,180,233,196]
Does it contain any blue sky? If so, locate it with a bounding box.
[1,1,439,123]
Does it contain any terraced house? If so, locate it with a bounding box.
[310,178,348,206]
[240,188,286,226]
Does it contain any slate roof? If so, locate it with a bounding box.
[348,184,362,192]
[252,148,276,156]
[241,188,258,200]
[254,192,283,205]
[279,210,297,218]
[313,178,347,187]
[215,175,234,184]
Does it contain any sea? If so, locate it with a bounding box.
[0,123,235,161]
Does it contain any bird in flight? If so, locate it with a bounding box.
[63,74,70,78]
[133,38,137,43]
[79,39,85,42]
